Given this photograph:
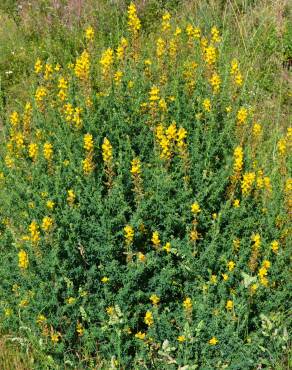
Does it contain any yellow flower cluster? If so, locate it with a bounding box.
[67,189,76,206]
[230,59,243,87]
[241,172,255,196]
[151,231,160,247]
[35,86,47,109]
[161,12,171,32]
[83,133,94,152]
[29,220,40,244]
[144,311,154,326]
[258,260,271,286]
[156,38,166,59]
[204,44,217,66]
[233,146,244,173]
[116,37,128,60]
[82,157,94,175]
[43,142,53,161]
[209,72,221,94]
[58,77,68,102]
[42,216,53,232]
[191,202,201,215]
[124,225,134,245]
[74,50,90,82]
[183,297,192,312]
[102,137,113,164]
[203,98,211,112]
[127,3,141,36]
[18,249,29,269]
[85,26,94,42]
[155,122,187,160]
[100,48,114,78]
[237,107,248,125]
[130,158,141,176]
[150,294,160,305]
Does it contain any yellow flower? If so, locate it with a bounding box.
[135,331,146,340]
[209,336,219,345]
[82,157,94,175]
[124,225,134,245]
[43,142,53,161]
[251,233,261,249]
[102,137,113,164]
[28,143,38,161]
[51,331,61,343]
[222,273,229,281]
[151,231,160,247]
[66,297,76,305]
[85,26,94,42]
[156,38,166,58]
[183,297,192,312]
[233,146,243,173]
[137,252,146,262]
[237,107,248,125]
[203,98,211,112]
[100,48,114,77]
[204,44,217,66]
[161,11,171,32]
[262,260,271,269]
[34,58,42,74]
[18,249,29,269]
[67,189,76,206]
[271,240,279,254]
[19,299,29,307]
[101,276,109,283]
[277,138,286,156]
[75,50,90,81]
[252,122,262,138]
[4,308,13,317]
[29,221,40,244]
[226,300,233,310]
[211,26,221,43]
[210,274,217,284]
[233,199,240,208]
[10,111,19,126]
[36,314,47,325]
[46,200,55,210]
[177,335,186,342]
[106,306,115,315]
[127,3,141,36]
[84,133,94,152]
[130,158,141,176]
[241,172,255,196]
[209,72,221,93]
[227,261,235,272]
[41,216,53,232]
[191,202,201,215]
[163,242,171,253]
[150,294,160,305]
[114,70,123,85]
[144,311,154,326]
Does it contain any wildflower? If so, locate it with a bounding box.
[124,225,134,245]
[233,199,240,208]
[46,200,55,210]
[106,306,115,315]
[102,137,113,163]
[28,143,38,161]
[227,261,235,271]
[66,297,76,305]
[233,146,243,173]
[75,50,90,81]
[144,311,154,326]
[277,138,286,156]
[82,157,94,175]
[251,233,261,249]
[18,249,29,269]
[191,202,201,215]
[36,314,47,325]
[85,26,94,42]
[29,221,40,244]
[42,216,53,232]
[51,332,61,343]
[127,3,141,36]
[210,274,217,284]
[19,299,29,307]
[150,294,160,306]
[209,72,221,93]
[137,252,146,262]
[43,142,53,161]
[262,260,271,269]
[35,86,47,108]
[203,98,211,112]
[149,85,160,101]
[76,322,84,336]
[222,273,229,281]
[183,297,192,312]
[114,70,123,85]
[177,335,186,342]
[226,300,233,310]
[161,12,171,32]
[211,26,221,43]
[271,240,279,254]
[116,37,128,60]
[130,157,141,176]
[250,283,258,293]
[241,172,255,196]
[10,111,19,126]
[67,189,75,205]
[44,63,53,80]
[84,133,94,152]
[156,37,166,59]
[209,337,219,345]
[252,122,262,138]
[100,48,114,77]
[237,107,248,125]
[34,58,42,74]
[204,44,217,66]
[151,231,160,247]
[101,276,109,283]
[163,242,171,253]
[135,331,146,340]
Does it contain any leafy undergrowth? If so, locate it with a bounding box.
[0,1,291,369]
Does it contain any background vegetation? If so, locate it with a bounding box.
[0,0,291,369]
